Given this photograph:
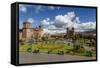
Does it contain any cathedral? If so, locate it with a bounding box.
[66,27,75,38]
[19,20,76,42]
[19,20,44,42]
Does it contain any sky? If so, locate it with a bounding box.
[19,4,96,34]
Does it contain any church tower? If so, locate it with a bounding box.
[23,20,31,29]
[66,27,75,38]
[22,20,32,41]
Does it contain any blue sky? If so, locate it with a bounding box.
[19,4,96,33]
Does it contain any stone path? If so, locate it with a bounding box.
[19,52,96,64]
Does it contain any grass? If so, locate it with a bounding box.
[19,39,96,57]
[19,43,73,53]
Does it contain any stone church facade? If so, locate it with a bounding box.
[19,20,44,42]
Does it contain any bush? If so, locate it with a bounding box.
[19,39,23,43]
[33,49,39,53]
[73,45,81,52]
[20,42,25,45]
[42,37,48,41]
[70,51,75,55]
[65,50,70,54]
[65,49,75,55]
[84,51,92,57]
[47,50,52,54]
[27,48,32,53]
[19,39,25,45]
[57,51,64,55]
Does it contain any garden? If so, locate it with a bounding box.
[19,38,96,57]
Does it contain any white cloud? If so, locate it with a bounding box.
[46,18,50,21]
[73,17,80,23]
[41,18,50,25]
[44,28,54,34]
[53,11,96,31]
[78,22,96,30]
[48,25,57,30]
[67,12,75,18]
[19,5,27,13]
[27,18,34,23]
[44,28,65,34]
[54,12,75,28]
[49,6,61,10]
[49,6,55,10]
[42,11,96,33]
[57,7,61,10]
[41,18,54,26]
[35,5,43,13]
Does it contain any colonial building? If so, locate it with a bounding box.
[19,20,44,42]
[64,27,75,38]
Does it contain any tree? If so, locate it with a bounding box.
[90,39,96,47]
[72,35,76,43]
[73,44,81,52]
[38,25,43,29]
[84,51,92,57]
[27,48,32,53]
[19,39,24,45]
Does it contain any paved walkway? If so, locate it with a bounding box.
[19,52,96,64]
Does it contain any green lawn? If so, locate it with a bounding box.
[19,43,73,53]
[19,39,96,57]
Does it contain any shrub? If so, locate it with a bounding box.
[42,37,48,41]
[27,48,32,53]
[70,51,75,55]
[19,39,23,43]
[33,49,39,53]
[84,51,92,57]
[73,44,81,52]
[47,50,52,54]
[57,51,64,55]
[19,39,25,45]
[65,50,70,54]
[20,42,25,45]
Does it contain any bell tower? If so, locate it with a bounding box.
[23,20,31,29]
[22,20,32,41]
[66,27,75,38]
